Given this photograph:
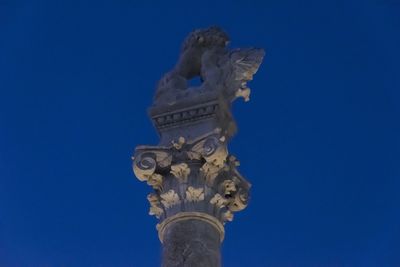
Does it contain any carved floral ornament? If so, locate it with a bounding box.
[144,185,248,219]
[210,193,229,208]
[160,190,180,209]
[185,187,204,202]
[170,163,190,183]
[147,193,164,219]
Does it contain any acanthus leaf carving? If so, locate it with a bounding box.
[228,189,249,212]
[170,163,190,183]
[210,193,229,209]
[185,187,205,202]
[223,210,234,222]
[147,193,164,219]
[220,180,237,198]
[200,162,221,186]
[160,189,181,209]
[146,173,163,191]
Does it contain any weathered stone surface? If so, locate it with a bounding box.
[132,26,264,266]
[162,220,221,267]
[133,136,251,223]
[153,26,264,107]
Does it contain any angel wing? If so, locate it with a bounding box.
[229,48,265,81]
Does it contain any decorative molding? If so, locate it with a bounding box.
[132,149,172,182]
[228,190,248,212]
[152,104,219,129]
[200,162,221,186]
[202,137,228,168]
[153,27,264,106]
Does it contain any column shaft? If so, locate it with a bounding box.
[162,219,221,267]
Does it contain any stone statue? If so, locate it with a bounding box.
[132,26,264,267]
[154,26,264,106]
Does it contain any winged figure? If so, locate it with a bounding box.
[154,27,265,106]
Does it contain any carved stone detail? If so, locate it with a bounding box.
[220,180,236,197]
[200,162,221,186]
[170,163,191,183]
[147,193,164,219]
[153,26,264,106]
[133,154,156,182]
[147,173,163,190]
[185,187,205,202]
[160,190,181,209]
[223,210,234,222]
[132,149,172,182]
[210,193,229,209]
[228,189,248,212]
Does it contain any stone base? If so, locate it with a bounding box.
[162,219,221,267]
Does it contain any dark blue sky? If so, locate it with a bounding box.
[1,1,400,266]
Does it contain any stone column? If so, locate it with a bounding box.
[132,27,264,267]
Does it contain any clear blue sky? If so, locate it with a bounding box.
[1,1,399,266]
